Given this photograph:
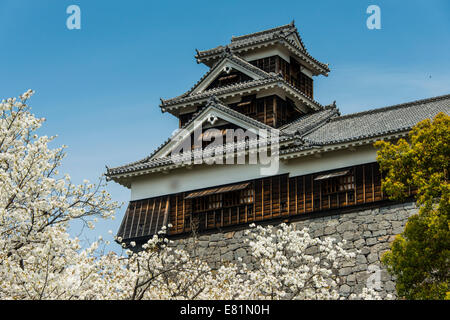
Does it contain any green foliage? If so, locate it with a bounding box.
[375,112,449,300]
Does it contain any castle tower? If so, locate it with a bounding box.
[106,22,449,245]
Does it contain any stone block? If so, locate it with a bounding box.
[384,281,396,292]
[355,271,368,284]
[347,274,356,284]
[210,233,224,242]
[359,247,370,255]
[326,220,339,227]
[356,255,367,264]
[366,237,377,246]
[358,209,371,216]
[373,229,387,237]
[340,284,351,294]
[354,239,365,248]
[337,221,357,233]
[339,267,353,276]
[222,251,233,262]
[393,227,405,234]
[305,245,318,255]
[198,240,209,247]
[342,260,356,268]
[225,231,235,239]
[367,252,379,264]
[234,248,247,259]
[220,246,229,254]
[324,226,336,235]
[363,231,372,238]
[343,231,355,241]
[313,229,324,238]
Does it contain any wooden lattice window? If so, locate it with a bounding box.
[222,192,239,207]
[192,197,205,212]
[208,194,222,209]
[279,57,290,81]
[240,188,254,204]
[237,95,256,116]
[319,171,355,196]
[206,70,252,90]
[256,99,264,113]
[299,72,313,98]
[192,194,221,211]
[243,102,256,116]
[179,112,195,127]
[339,175,355,192]
[250,56,276,73]
[191,187,253,213]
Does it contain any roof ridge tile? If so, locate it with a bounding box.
[332,93,450,122]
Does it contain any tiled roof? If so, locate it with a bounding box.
[196,23,297,57]
[106,97,284,176]
[107,93,450,179]
[160,53,275,108]
[161,77,267,107]
[189,53,273,95]
[279,105,340,136]
[234,23,303,42]
[302,94,450,146]
[195,22,329,75]
[160,73,323,111]
[161,53,273,106]
[193,97,277,133]
[161,23,328,113]
[106,139,280,178]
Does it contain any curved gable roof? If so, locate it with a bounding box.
[195,22,330,75]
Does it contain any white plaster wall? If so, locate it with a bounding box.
[240,46,314,78]
[130,145,377,201]
[241,46,291,64]
[286,146,376,177]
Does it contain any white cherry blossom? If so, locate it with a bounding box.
[0,91,384,300]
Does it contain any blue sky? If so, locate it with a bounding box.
[1,0,449,250]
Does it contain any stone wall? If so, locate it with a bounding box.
[167,202,418,299]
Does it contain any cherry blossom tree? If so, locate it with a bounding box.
[244,223,354,299]
[0,90,121,299]
[116,224,383,300]
[0,91,382,300]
